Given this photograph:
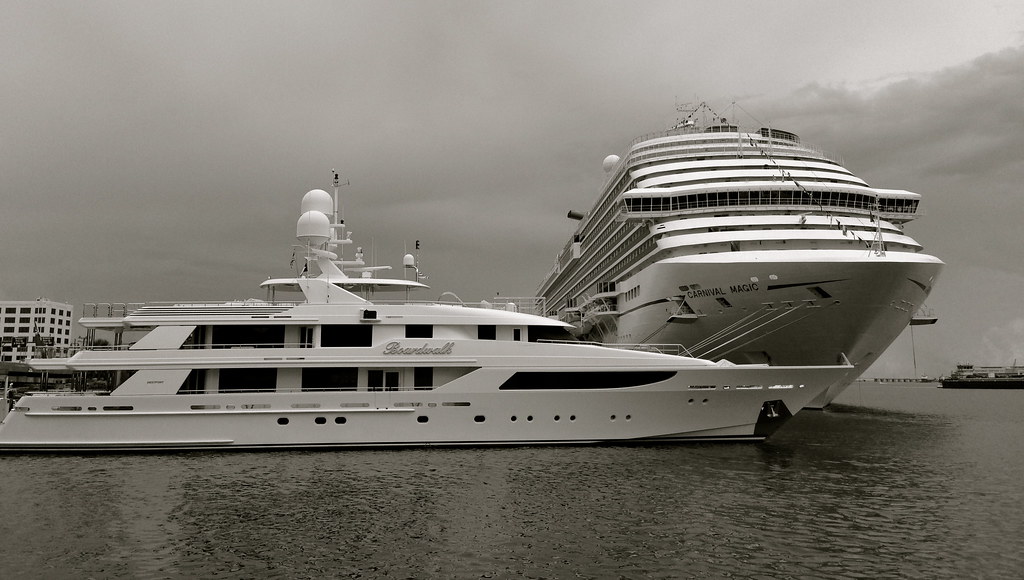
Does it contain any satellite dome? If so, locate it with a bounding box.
[602,155,620,173]
[296,210,331,244]
[300,189,333,215]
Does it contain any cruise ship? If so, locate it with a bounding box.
[537,103,943,408]
[0,179,852,451]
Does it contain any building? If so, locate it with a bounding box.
[1,298,74,363]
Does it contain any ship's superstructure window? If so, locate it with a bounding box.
[302,367,358,391]
[368,369,401,391]
[478,325,496,340]
[414,367,433,389]
[499,371,676,390]
[211,325,285,348]
[406,325,433,338]
[322,325,373,347]
[622,190,919,215]
[219,368,277,392]
[180,369,207,393]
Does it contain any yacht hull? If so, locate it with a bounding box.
[1,364,846,452]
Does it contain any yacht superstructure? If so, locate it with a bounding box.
[0,177,852,451]
[537,103,942,407]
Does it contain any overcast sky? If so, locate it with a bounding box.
[3,1,1023,377]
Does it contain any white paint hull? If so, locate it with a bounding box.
[1,364,847,451]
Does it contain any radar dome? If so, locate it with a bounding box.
[300,189,334,215]
[296,210,331,244]
[602,155,620,173]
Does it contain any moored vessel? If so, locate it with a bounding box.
[940,363,1024,389]
[0,177,853,451]
[537,103,942,408]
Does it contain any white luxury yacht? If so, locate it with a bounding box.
[0,177,853,451]
[537,103,942,408]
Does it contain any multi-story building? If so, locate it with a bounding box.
[1,299,74,362]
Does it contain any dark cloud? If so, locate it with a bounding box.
[2,1,1023,375]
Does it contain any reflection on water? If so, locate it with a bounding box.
[2,384,1022,578]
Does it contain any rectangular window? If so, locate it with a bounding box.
[513,328,522,341]
[302,367,357,391]
[478,325,496,340]
[414,367,433,389]
[211,325,285,348]
[218,368,277,392]
[322,325,373,347]
[405,325,433,338]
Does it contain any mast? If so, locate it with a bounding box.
[331,169,350,261]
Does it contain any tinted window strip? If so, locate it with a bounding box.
[498,371,676,390]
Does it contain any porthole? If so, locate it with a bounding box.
[610,414,616,421]
[570,415,576,421]
[417,416,429,423]
[554,415,560,421]
[527,415,534,422]
[702,399,709,404]
[474,415,486,423]
[314,416,327,425]
[626,415,631,421]
[687,399,694,404]
[335,416,347,424]
[510,415,518,422]
[277,417,289,425]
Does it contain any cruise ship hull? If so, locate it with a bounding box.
[0,362,845,451]
[597,250,942,408]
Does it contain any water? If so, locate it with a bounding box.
[2,382,1022,579]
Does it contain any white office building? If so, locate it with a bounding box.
[1,299,74,362]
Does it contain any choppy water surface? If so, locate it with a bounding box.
[2,383,1023,579]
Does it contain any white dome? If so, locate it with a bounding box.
[296,210,331,244]
[602,155,621,173]
[300,189,334,215]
